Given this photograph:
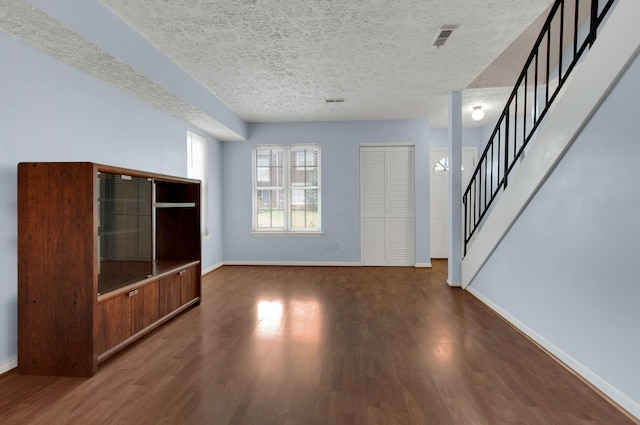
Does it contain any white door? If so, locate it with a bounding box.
[361,146,414,266]
[429,148,476,259]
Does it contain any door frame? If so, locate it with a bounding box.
[429,147,477,259]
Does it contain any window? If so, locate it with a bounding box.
[434,157,449,171]
[433,157,464,172]
[252,144,321,234]
[187,130,208,237]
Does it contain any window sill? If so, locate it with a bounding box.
[251,231,323,237]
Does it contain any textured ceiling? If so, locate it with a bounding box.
[0,1,244,141]
[100,0,554,128]
[1,0,556,137]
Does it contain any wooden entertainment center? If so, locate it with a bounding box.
[18,162,201,376]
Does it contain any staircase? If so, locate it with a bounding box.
[462,0,635,287]
[459,0,640,418]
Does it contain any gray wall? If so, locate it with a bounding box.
[469,50,640,409]
[0,33,224,365]
[222,120,431,264]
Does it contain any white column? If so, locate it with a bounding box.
[448,92,462,286]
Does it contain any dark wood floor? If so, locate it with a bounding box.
[0,261,635,424]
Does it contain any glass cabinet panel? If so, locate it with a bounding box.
[97,172,152,294]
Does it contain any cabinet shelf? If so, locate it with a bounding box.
[154,202,196,208]
[99,198,149,203]
[98,228,148,237]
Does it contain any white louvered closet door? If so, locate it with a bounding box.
[360,146,414,266]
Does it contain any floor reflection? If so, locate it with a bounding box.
[256,298,322,342]
[256,300,283,338]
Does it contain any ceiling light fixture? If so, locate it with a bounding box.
[471,105,484,122]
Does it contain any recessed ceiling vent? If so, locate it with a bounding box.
[432,25,457,48]
[325,98,346,104]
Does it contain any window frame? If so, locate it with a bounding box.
[252,144,322,236]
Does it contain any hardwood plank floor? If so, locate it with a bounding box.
[0,261,635,424]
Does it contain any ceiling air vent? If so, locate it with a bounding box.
[325,98,346,104]
[432,25,457,48]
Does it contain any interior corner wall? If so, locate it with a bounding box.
[468,50,640,415]
[202,135,224,272]
[0,32,223,366]
[221,120,430,264]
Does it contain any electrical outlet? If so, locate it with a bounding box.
[334,241,341,249]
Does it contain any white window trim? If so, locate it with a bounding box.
[187,130,209,239]
[252,144,321,235]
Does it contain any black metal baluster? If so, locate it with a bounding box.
[559,0,565,82]
[590,0,599,47]
[524,73,528,151]
[534,50,539,125]
[514,91,518,162]
[463,194,468,255]
[546,29,551,107]
[482,157,486,214]
[497,126,502,190]
[489,143,496,198]
[504,114,509,189]
[575,0,580,59]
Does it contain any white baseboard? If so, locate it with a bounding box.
[446,279,461,287]
[414,262,432,268]
[223,261,362,267]
[0,357,17,375]
[466,286,640,421]
[202,262,223,275]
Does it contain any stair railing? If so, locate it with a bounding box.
[463,0,616,255]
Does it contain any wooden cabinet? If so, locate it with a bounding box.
[18,162,202,376]
[132,281,160,334]
[96,293,133,356]
[95,281,161,357]
[159,273,182,317]
[180,265,200,306]
[159,264,200,317]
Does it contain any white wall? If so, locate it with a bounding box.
[202,137,224,272]
[429,127,483,150]
[222,120,430,265]
[468,49,640,416]
[0,33,223,367]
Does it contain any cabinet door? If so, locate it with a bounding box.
[159,273,181,317]
[180,266,199,305]
[132,281,159,334]
[95,294,132,355]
